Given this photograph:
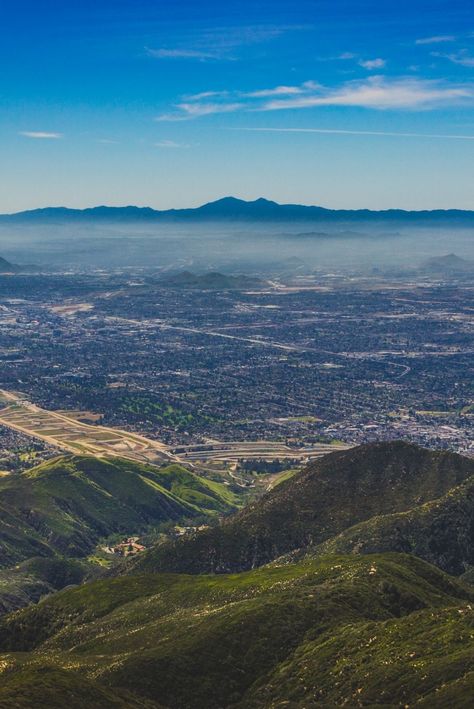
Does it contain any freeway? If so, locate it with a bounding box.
[0,389,350,469]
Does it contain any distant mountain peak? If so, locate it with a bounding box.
[3,197,474,224]
[423,252,474,273]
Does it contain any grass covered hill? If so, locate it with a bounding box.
[0,553,473,707]
[127,441,474,576]
[0,455,238,568]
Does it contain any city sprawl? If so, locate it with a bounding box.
[0,270,471,468]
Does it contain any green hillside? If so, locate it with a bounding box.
[0,553,472,708]
[0,455,238,568]
[128,441,474,576]
[0,455,239,615]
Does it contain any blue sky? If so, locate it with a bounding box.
[1,0,474,211]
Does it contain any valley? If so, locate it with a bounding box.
[0,269,471,459]
[0,389,347,474]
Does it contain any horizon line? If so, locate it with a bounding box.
[2,195,474,217]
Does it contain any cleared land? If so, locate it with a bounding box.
[0,390,349,468]
[0,390,172,464]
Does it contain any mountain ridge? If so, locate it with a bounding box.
[1,442,474,706]
[3,196,474,224]
[126,441,474,577]
[0,552,472,708]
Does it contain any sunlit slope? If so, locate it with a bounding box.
[0,554,472,708]
[128,441,474,575]
[0,456,238,567]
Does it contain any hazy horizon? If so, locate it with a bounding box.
[5,194,474,215]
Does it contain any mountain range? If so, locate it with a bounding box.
[1,441,474,706]
[3,196,474,224]
[0,256,22,272]
[127,441,474,577]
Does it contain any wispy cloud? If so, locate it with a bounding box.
[154,140,190,148]
[317,51,357,62]
[235,126,474,140]
[184,90,230,101]
[146,24,309,62]
[416,35,456,45]
[433,49,474,68]
[146,48,219,61]
[244,81,321,98]
[19,131,62,139]
[358,58,386,70]
[338,52,357,60]
[260,77,473,111]
[177,102,244,117]
[156,76,474,121]
[156,102,244,121]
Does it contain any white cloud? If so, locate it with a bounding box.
[19,131,63,139]
[156,76,474,122]
[244,81,321,98]
[146,25,308,63]
[178,102,243,117]
[359,58,386,70]
[260,77,473,111]
[184,91,230,101]
[317,52,357,62]
[245,85,306,98]
[154,140,190,148]
[416,35,456,45]
[434,50,474,67]
[157,102,243,121]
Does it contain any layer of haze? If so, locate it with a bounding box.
[1,221,472,274]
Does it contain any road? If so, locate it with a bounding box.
[0,389,351,470]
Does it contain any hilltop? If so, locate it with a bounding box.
[422,252,474,274]
[311,474,474,575]
[127,441,474,576]
[0,256,21,272]
[159,271,264,290]
[0,553,473,707]
[3,196,474,225]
